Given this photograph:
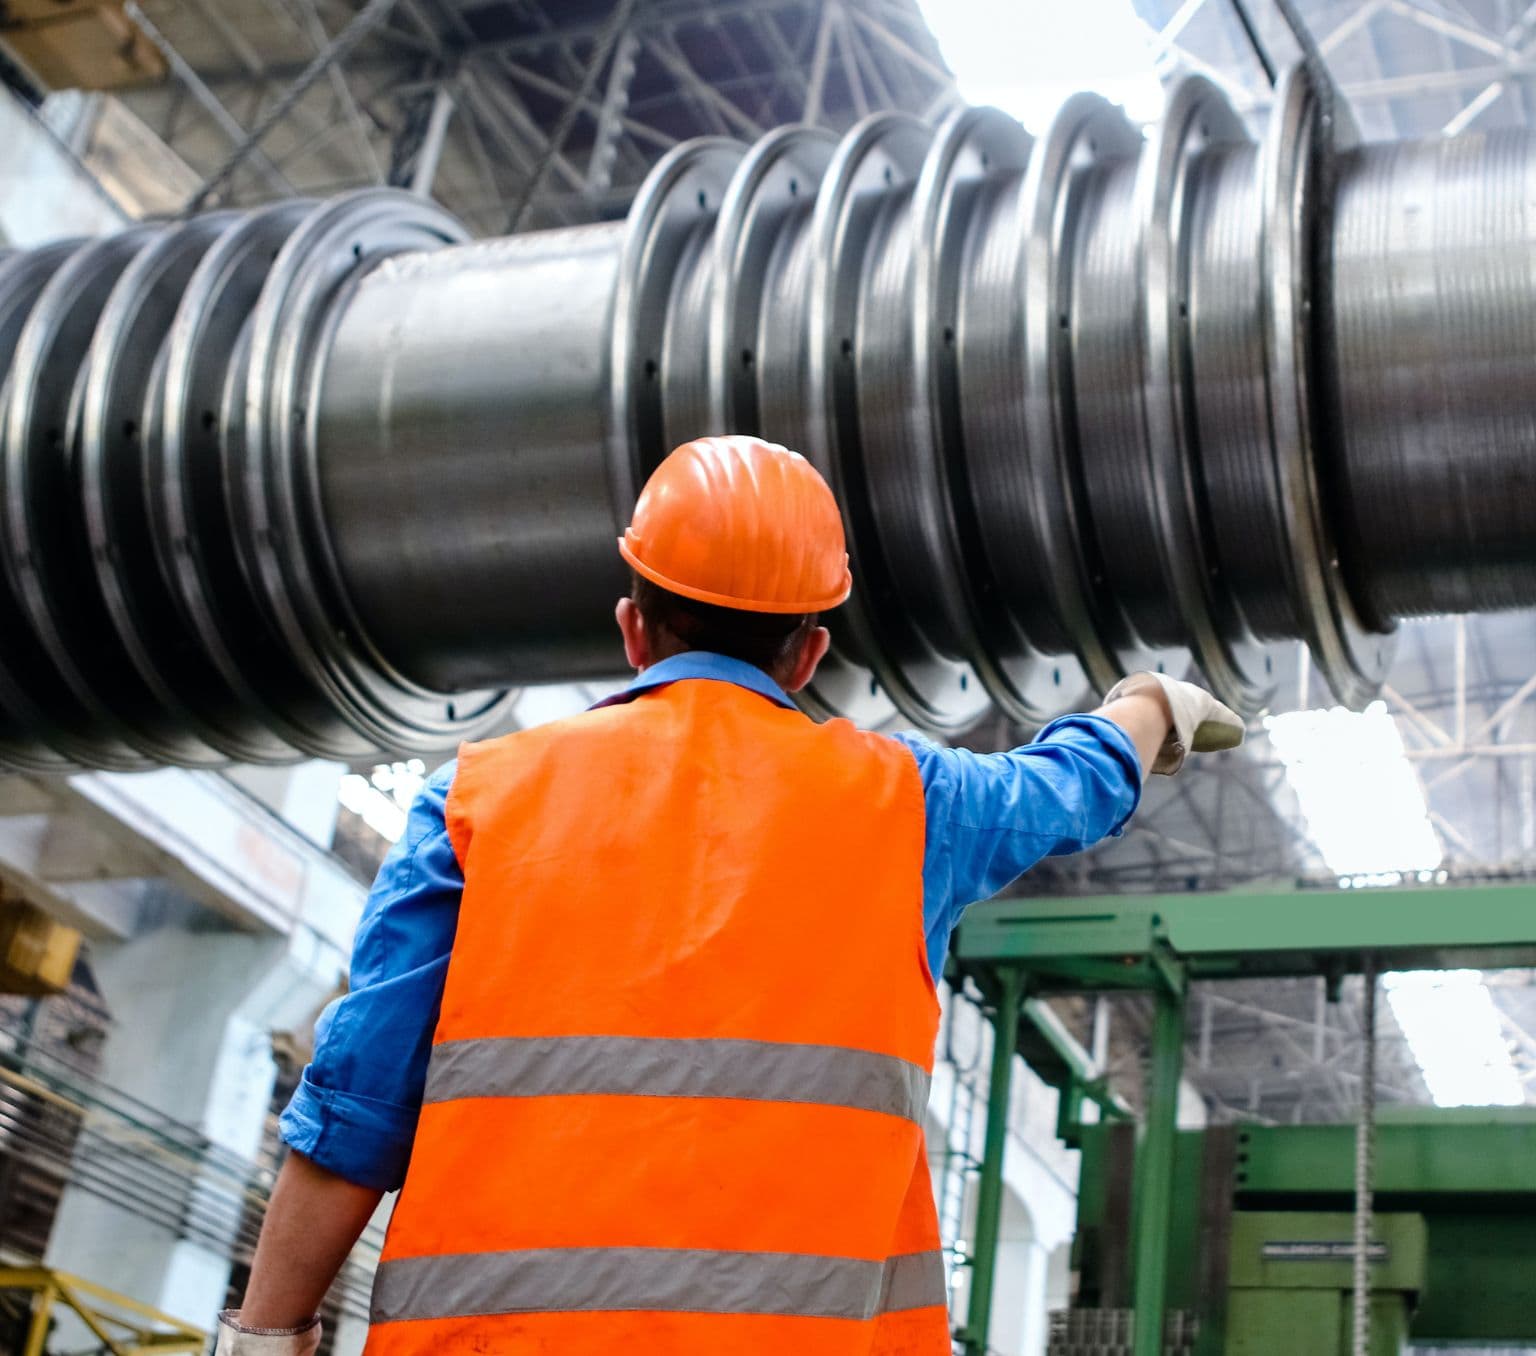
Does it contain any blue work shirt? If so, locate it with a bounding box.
[281,652,1142,1190]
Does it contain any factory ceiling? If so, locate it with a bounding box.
[27,0,956,234]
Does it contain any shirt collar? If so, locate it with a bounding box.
[588,651,797,712]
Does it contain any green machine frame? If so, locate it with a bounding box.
[947,882,1536,1356]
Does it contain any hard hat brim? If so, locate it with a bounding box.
[619,535,851,615]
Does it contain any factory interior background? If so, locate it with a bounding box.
[0,0,1533,1353]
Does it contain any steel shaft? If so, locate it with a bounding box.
[0,64,1533,769]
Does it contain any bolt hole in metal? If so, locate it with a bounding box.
[0,69,1526,767]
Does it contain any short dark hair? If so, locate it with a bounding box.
[631,573,816,682]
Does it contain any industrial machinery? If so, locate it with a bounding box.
[1065,1117,1536,1356]
[0,1267,206,1356]
[951,885,1536,1356]
[0,57,1532,769]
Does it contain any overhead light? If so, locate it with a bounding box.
[1383,970,1523,1107]
[337,758,427,844]
[915,0,1166,132]
[1262,701,1442,881]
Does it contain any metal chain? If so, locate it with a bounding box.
[505,0,638,232]
[1353,956,1377,1356]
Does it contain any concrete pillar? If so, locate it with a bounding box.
[1014,1239,1053,1356]
[1044,1240,1073,1324]
[45,923,345,1329]
[990,1189,1050,1356]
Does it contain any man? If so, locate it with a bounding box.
[219,436,1242,1356]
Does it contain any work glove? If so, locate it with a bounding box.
[1103,671,1245,776]
[214,1312,321,1356]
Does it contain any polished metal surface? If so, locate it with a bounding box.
[0,62,1533,768]
[1329,129,1536,629]
[317,222,630,693]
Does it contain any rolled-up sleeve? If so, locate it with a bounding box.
[894,715,1142,977]
[279,760,463,1191]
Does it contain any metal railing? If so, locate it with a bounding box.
[0,1013,381,1323]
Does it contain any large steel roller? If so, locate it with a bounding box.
[0,63,1532,770]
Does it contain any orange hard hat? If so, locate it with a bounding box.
[619,436,852,614]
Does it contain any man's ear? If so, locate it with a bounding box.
[616,597,651,672]
[783,625,831,693]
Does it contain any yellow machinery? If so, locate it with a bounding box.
[0,1267,206,1356]
[0,2,165,93]
[0,896,80,997]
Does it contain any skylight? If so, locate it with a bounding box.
[1383,969,1524,1107]
[1262,701,1442,881]
[915,0,1166,132]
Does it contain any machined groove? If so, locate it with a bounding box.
[0,62,1533,769]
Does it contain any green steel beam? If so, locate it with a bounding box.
[1234,1111,1536,1195]
[955,883,1536,978]
[959,969,1023,1356]
[1129,971,1187,1356]
[1018,997,1132,1146]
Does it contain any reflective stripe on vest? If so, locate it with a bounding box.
[424,1034,931,1124]
[372,1246,946,1325]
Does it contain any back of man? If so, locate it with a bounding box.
[369,674,949,1355]
[220,435,1242,1356]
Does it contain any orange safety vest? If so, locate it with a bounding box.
[364,676,947,1355]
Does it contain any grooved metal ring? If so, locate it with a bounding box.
[2,229,161,770]
[1140,74,1285,715]
[707,124,837,437]
[1262,63,1394,708]
[81,213,246,766]
[953,129,1095,717]
[905,105,1067,725]
[808,111,990,732]
[610,137,745,507]
[0,242,90,771]
[152,198,337,761]
[1016,94,1141,694]
[245,191,517,755]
